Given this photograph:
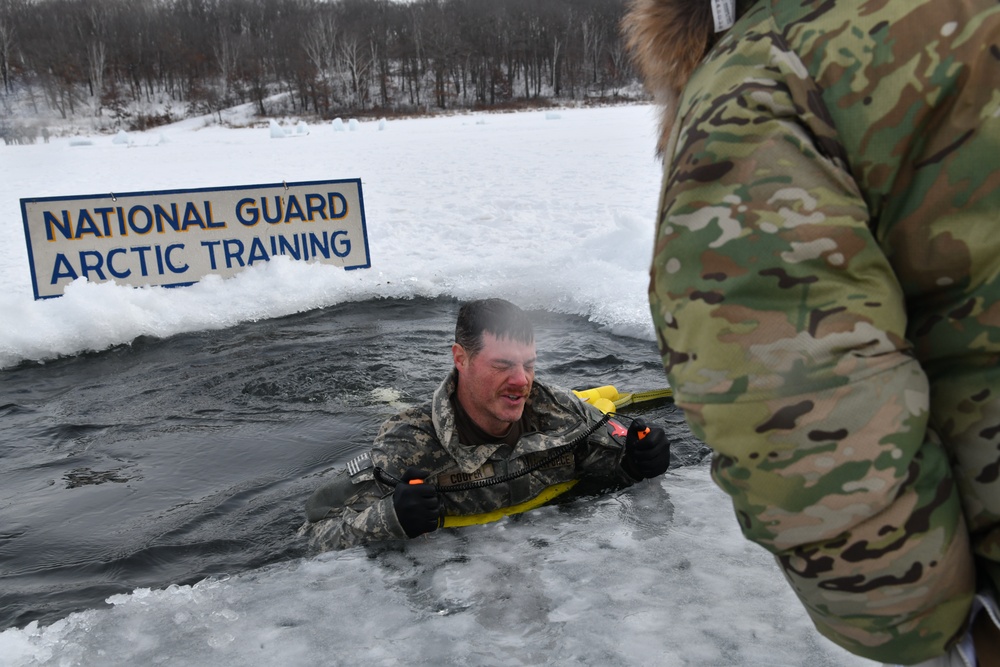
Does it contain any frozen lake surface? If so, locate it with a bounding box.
[0,106,874,665]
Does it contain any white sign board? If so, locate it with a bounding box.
[20,179,370,299]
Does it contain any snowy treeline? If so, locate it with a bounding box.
[0,0,640,128]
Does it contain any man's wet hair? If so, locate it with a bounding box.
[455,298,534,356]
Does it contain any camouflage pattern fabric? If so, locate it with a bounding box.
[640,0,1000,662]
[305,371,634,551]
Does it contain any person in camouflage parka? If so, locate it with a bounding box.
[304,299,671,552]
[623,0,1000,663]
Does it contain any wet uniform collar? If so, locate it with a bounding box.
[450,391,531,449]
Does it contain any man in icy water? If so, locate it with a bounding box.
[303,298,671,550]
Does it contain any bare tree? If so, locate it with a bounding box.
[339,36,371,109]
[214,30,240,104]
[303,13,337,112]
[0,5,15,95]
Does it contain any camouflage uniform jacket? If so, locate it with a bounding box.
[624,0,1000,662]
[305,371,634,551]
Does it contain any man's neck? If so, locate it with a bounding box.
[451,395,521,447]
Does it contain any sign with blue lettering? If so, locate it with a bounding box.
[20,179,370,299]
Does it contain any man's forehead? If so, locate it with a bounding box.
[479,331,536,359]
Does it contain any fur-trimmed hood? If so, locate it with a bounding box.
[622,0,753,154]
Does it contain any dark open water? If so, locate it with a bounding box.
[0,297,707,631]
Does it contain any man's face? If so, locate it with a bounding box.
[453,332,536,438]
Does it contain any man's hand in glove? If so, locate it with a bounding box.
[623,419,671,480]
[392,467,440,538]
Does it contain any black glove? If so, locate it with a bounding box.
[623,418,671,480]
[392,467,440,538]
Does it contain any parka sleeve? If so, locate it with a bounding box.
[650,35,973,665]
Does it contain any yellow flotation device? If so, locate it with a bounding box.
[438,384,674,527]
[441,480,579,527]
[572,384,674,414]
